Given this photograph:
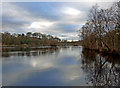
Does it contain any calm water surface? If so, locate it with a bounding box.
[2,46,120,86]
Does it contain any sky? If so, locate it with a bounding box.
[2,0,118,41]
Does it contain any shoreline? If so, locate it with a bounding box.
[83,47,120,56]
[2,45,120,56]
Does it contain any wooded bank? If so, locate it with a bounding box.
[79,1,120,55]
[1,32,81,47]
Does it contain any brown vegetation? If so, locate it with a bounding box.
[79,1,120,54]
[1,32,61,47]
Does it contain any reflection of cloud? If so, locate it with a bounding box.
[30,59,54,69]
[3,47,86,86]
[59,65,83,82]
[31,60,37,67]
[0,59,2,86]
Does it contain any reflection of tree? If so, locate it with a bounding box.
[2,52,10,58]
[81,48,120,86]
[2,48,60,58]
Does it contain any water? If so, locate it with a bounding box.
[2,46,120,86]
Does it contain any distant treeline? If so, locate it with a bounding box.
[79,1,120,54]
[1,32,61,46]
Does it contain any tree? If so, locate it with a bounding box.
[79,1,120,53]
[26,32,32,37]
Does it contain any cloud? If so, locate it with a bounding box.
[2,1,116,40]
[2,2,53,33]
[62,7,80,16]
[28,21,54,29]
[2,0,119,2]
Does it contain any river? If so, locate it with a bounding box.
[2,46,120,86]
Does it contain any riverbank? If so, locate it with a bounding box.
[83,47,120,56]
[1,45,72,52]
[1,45,70,48]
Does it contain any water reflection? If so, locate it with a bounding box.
[2,47,59,58]
[81,48,120,86]
[3,47,84,86]
[2,46,120,86]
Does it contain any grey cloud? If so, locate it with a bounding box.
[2,2,115,40]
